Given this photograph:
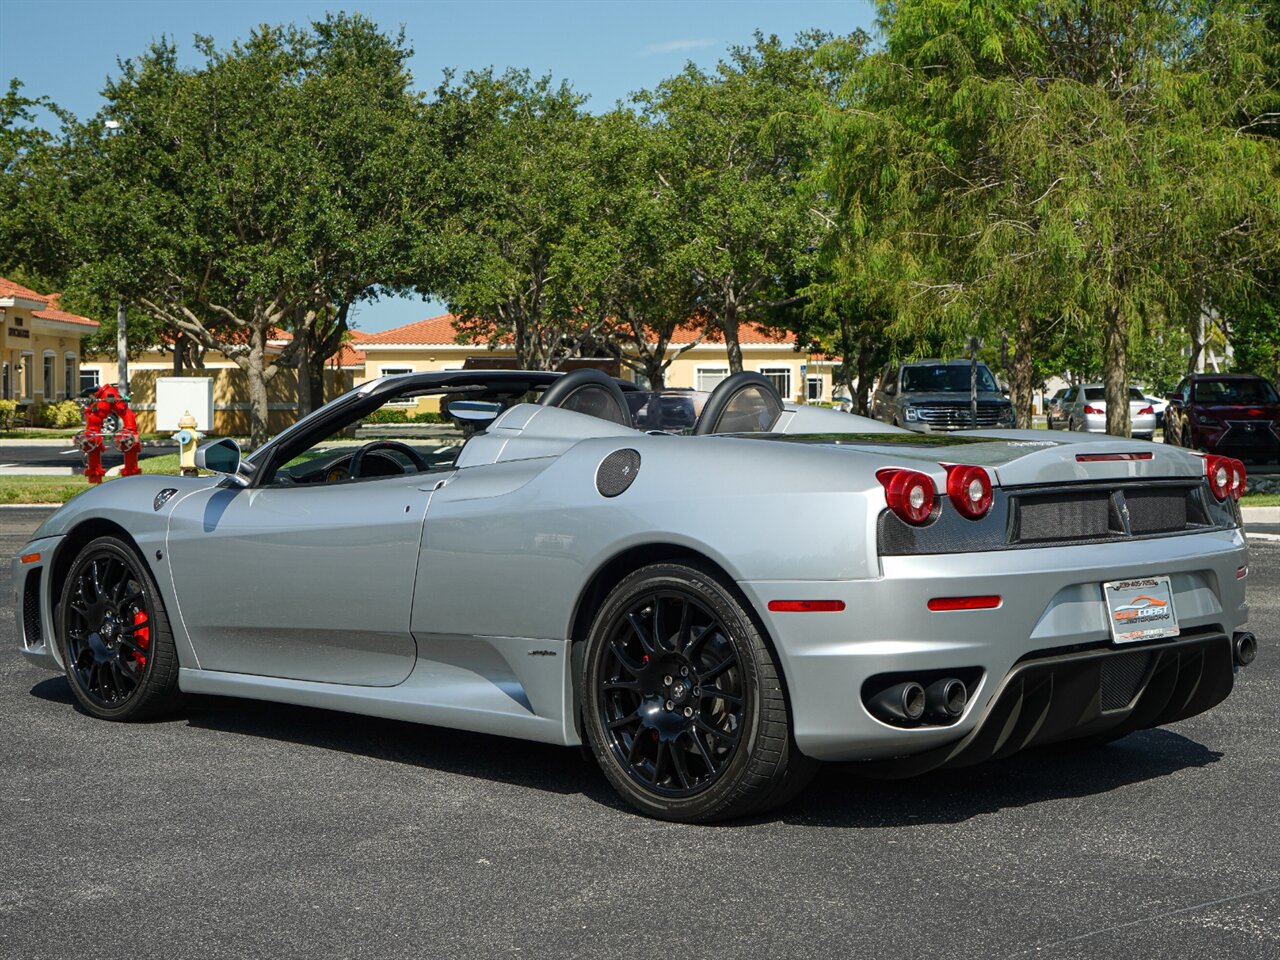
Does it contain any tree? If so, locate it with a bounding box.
[637,33,833,374]
[820,0,1280,436]
[40,15,434,444]
[426,69,613,370]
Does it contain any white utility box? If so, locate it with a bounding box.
[155,377,214,432]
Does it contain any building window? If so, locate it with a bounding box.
[759,366,792,400]
[807,376,824,402]
[380,367,415,404]
[43,353,55,398]
[80,368,101,394]
[695,366,729,393]
[64,355,76,399]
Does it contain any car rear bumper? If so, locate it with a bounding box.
[739,527,1249,762]
[1081,412,1157,437]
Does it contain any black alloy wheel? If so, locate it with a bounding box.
[582,562,816,822]
[59,536,180,720]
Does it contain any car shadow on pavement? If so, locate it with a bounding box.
[178,685,626,802]
[28,676,1221,825]
[777,729,1222,828]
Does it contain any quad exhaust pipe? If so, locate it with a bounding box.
[924,678,967,721]
[1233,631,1257,668]
[866,677,968,726]
[867,681,926,723]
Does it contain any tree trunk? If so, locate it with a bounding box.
[1011,315,1036,429]
[722,306,744,375]
[172,331,183,375]
[246,324,270,449]
[1103,304,1130,438]
[308,351,327,410]
[850,327,869,416]
[296,332,313,419]
[644,355,666,390]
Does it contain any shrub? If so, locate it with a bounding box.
[362,407,411,424]
[416,411,444,424]
[0,399,16,431]
[43,399,84,428]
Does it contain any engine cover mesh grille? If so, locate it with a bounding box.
[1017,492,1113,542]
[1125,490,1189,534]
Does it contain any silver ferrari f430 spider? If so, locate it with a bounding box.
[14,369,1259,821]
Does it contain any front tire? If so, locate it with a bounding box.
[58,536,180,720]
[581,562,815,822]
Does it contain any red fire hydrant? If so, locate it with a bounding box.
[77,384,141,484]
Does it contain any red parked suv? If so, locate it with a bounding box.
[1163,373,1280,463]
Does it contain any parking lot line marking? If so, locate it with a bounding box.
[1010,882,1280,955]
[1247,532,1280,542]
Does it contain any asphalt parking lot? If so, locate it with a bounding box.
[1,507,1276,960]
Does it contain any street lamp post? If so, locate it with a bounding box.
[104,119,128,395]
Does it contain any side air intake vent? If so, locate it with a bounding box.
[596,449,641,498]
[22,569,42,648]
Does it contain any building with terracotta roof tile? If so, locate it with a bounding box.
[0,278,100,417]
[358,313,841,415]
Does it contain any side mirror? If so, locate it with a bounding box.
[1165,393,1180,403]
[195,438,245,482]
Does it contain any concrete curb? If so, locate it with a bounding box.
[0,438,176,447]
[1242,506,1280,523]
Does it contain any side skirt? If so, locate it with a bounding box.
[179,639,577,747]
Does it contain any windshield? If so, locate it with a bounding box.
[901,364,998,394]
[1082,387,1147,402]
[1193,379,1280,403]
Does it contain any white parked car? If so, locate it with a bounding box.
[1058,384,1158,439]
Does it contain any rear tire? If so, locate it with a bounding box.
[581,562,816,822]
[57,536,180,721]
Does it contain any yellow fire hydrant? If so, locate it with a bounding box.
[172,410,204,477]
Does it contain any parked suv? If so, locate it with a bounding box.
[871,359,1014,431]
[1163,373,1280,462]
[1054,384,1157,439]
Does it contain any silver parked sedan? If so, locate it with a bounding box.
[1056,384,1158,438]
[14,369,1255,821]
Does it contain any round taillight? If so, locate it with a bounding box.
[1205,454,1232,501]
[946,464,993,519]
[877,468,936,525]
[1229,458,1246,500]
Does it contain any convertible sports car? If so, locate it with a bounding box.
[14,369,1259,822]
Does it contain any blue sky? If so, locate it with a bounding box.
[2,0,877,332]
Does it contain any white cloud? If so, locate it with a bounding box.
[640,38,718,56]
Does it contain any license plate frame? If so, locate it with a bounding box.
[1103,575,1180,644]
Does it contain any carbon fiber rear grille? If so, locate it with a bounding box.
[878,480,1232,555]
[1016,491,1115,542]
[1101,651,1154,709]
[22,569,42,648]
[1126,490,1189,534]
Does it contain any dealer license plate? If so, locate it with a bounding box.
[1103,575,1180,644]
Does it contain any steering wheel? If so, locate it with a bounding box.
[347,440,430,479]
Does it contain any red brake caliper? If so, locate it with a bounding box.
[131,610,150,667]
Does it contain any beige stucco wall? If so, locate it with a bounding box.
[82,349,353,435]
[0,304,90,416]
